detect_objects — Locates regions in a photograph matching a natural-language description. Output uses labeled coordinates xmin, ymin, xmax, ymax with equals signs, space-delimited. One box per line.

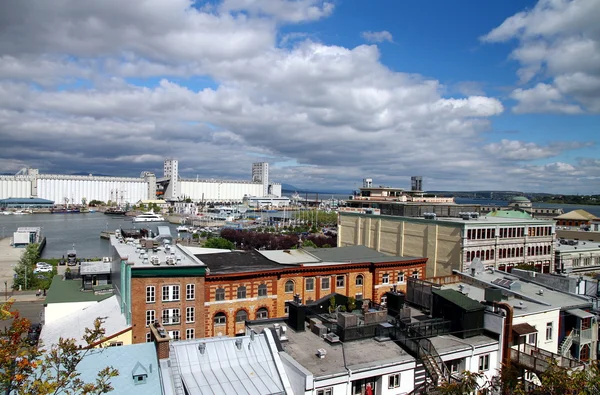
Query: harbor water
xmin=0 ymin=213 xmax=188 ymax=258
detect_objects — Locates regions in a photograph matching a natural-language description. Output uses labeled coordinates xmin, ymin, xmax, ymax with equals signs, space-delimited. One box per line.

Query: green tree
xmin=0 ymin=301 xmax=119 ymax=394
xmin=302 ymin=240 xmax=318 ymax=248
xmin=13 ymin=244 xmax=39 ymax=291
xmin=203 ymin=237 xmax=235 ymax=249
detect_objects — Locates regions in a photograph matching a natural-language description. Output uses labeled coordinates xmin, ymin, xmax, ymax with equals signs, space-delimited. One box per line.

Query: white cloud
xmin=0 ymin=0 xmax=594 ymax=193
xmin=510 ymin=83 xmax=583 ymax=114
xmin=482 ymin=0 xmax=600 ymax=114
xmin=484 ymin=139 xmax=592 ymax=160
xmin=361 ymin=31 xmax=394 ymax=43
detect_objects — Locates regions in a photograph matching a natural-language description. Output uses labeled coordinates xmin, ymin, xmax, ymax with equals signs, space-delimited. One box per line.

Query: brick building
xmin=110 ymin=236 xmax=427 ymax=342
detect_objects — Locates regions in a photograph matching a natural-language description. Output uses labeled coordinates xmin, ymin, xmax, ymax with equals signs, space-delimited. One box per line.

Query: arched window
xmin=258 ymin=284 xmax=267 ymax=297
xmin=237 ymin=286 xmax=247 ymax=299
xmin=215 ymin=288 xmax=225 ymax=301
xmin=284 ymin=280 xmax=294 ymax=293
xmin=214 ymin=312 xmax=226 ymax=326
xmin=235 ymin=310 xmax=248 ymax=323
xmin=256 ymin=308 xmax=269 ymax=320
xmin=355 ymin=275 xmax=364 ymax=286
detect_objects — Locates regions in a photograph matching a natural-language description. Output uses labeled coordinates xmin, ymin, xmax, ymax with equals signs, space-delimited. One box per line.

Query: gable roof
xmin=555 ymin=209 xmax=597 ymax=221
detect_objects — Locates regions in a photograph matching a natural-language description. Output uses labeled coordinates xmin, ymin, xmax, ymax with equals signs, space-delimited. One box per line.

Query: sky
xmin=0 ymin=0 xmax=598 ymax=194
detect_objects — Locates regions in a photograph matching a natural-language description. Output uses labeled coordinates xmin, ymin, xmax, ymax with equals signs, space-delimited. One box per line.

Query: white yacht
xmin=133 ymin=211 xmax=165 ymax=223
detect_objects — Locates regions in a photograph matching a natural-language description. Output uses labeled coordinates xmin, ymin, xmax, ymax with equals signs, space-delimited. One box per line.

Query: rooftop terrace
xmin=45 ymin=275 xmax=112 ymax=304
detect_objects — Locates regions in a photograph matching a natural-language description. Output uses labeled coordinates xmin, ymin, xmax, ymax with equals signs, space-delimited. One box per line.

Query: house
xmin=555 ymin=209 xmax=598 ymax=228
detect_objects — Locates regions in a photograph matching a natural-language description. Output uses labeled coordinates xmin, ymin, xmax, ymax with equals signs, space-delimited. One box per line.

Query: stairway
xmin=421 ymin=353 xmax=446 ymax=385
xmin=559 ymin=330 xmax=573 ymax=357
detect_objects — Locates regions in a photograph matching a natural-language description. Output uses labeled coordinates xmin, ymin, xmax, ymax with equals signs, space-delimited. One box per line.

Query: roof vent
xmin=537 ymin=289 xmax=544 ymax=296
xmin=317 ymin=348 xmax=327 ymax=359
xmin=514 ymin=301 xmax=527 ymax=310
xmin=198 ymin=343 xmax=206 ymax=354
xmin=235 ymin=338 xmax=243 ymax=350
xmin=325 ymin=333 xmax=340 ymax=343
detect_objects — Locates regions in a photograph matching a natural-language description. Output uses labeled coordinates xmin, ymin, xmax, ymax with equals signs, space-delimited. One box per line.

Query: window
xmin=398 ymin=272 xmax=405 ymax=283
xmin=256 ymin=308 xmax=269 ymax=320
xmin=186 ymin=284 xmax=195 ymax=300
xmin=321 ymin=277 xmax=330 ymax=290
xmin=146 ymin=286 xmax=155 ymax=303
xmin=355 ymin=275 xmax=363 ymax=286
xmin=258 ymin=284 xmax=267 ymax=297
xmin=108 ymin=341 xmax=123 ymax=347
xmin=168 ymin=330 xmax=180 ymax=341
xmin=448 ymin=360 xmax=461 ymax=374
xmin=306 ymin=278 xmax=315 ymax=291
xmin=186 ymin=328 xmax=195 ymax=340
xmin=236 ymin=310 xmax=248 ymax=323
xmin=186 ymin=307 xmax=195 ymax=323
xmin=382 ymin=274 xmax=389 ymax=284
xmin=336 ymin=275 xmax=345 ymax=288
xmin=215 ymin=288 xmax=225 ymax=301
xmin=214 ymin=313 xmax=227 ymax=326
xmin=528 ymin=332 xmax=537 ymax=346
xmin=355 ymin=293 xmax=363 ymax=301
xmin=478 ymin=354 xmax=490 ymax=371
xmin=316 ymin=389 xmax=332 ymax=395
xmin=145 ymin=332 xmax=152 ymax=343
xmin=546 ymin=322 xmax=553 ymax=341
xmin=237 ymin=286 xmax=247 ymax=299
xmin=285 ymin=280 xmax=294 ymax=293
xmin=388 ymin=373 xmax=400 ymax=389
xmin=412 ymin=270 xmax=419 ymax=279
xmin=284 ymin=304 xmax=290 ymax=316
xmin=162 ymin=308 xmax=181 ymax=325
xmin=146 ymin=310 xmax=155 ymax=327
xmin=162 ymin=285 xmax=180 ymax=302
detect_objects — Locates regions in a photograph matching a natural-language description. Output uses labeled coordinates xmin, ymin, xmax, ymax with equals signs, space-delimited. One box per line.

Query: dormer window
xmin=131 ymin=362 xmax=149 ymax=385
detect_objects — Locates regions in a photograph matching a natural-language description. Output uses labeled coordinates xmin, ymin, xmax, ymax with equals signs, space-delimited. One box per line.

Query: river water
xmin=1 ymin=200 xmax=598 ymax=258
xmin=0 ymin=213 xmax=185 ymax=259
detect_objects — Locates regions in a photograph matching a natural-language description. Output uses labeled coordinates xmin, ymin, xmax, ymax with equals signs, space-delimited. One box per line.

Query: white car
xmin=36 ymin=262 xmax=51 ymax=269
xmin=33 ymin=266 xmax=53 ymax=274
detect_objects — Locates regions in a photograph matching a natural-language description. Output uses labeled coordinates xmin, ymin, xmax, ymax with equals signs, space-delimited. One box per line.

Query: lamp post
xmin=4 ymin=281 xmax=7 ymax=301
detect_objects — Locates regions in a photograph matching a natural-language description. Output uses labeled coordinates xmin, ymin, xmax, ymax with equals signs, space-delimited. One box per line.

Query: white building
xmin=163 ymin=159 xmax=179 ymax=200
xmin=555 ymin=239 xmax=600 ymax=273
xmin=252 ymin=162 xmax=269 ymax=196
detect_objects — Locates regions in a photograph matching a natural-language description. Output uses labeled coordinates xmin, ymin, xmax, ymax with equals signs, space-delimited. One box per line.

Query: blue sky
xmin=0 ymin=0 xmax=598 ymax=194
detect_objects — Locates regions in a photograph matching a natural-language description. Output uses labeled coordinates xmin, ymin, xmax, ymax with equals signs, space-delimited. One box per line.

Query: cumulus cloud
xmin=361 ymin=30 xmax=394 ymax=43
xmin=482 ymin=0 xmax=600 ymax=114
xmin=484 ymin=139 xmax=593 ymax=160
xmin=0 ymin=0 xmax=593 ymax=193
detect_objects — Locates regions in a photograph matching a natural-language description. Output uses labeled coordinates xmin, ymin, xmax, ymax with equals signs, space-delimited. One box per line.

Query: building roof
xmin=485 ymin=209 xmax=532 ymax=219
xmin=555 ymin=209 xmax=597 ymax=221
xmin=40 ymin=295 xmax=129 ymax=347
xmin=444 ymin=270 xmax=592 ymax=316
xmin=74 ymin=343 xmax=161 ymax=395
xmin=303 ymin=245 xmax=418 ymax=263
xmin=198 ymin=250 xmax=284 ymax=274
xmin=258 ymin=249 xmax=321 ymax=264
xmin=80 ymin=260 xmax=111 ymax=275
xmin=432 ymin=289 xmax=485 ymax=312
xmin=249 ymin=323 xmax=414 ymax=378
xmin=0 ymin=197 xmax=54 ymax=204
xmin=164 ymin=333 xmax=290 ymax=395
xmin=429 ymin=334 xmax=497 ymax=356
xmin=512 ymin=323 xmax=537 ymax=336
xmin=510 ymin=196 xmax=531 ymax=203
xmin=554 ymin=240 xmax=600 ymax=253
xmin=111 ymin=236 xmax=206 ymax=268
xmin=45 ymin=275 xmax=113 ymax=304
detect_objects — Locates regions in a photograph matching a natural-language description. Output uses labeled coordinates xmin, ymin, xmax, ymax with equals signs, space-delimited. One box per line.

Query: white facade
xmin=180 ymin=180 xmax=266 ymax=202
xmin=163 ymin=159 xmax=179 ymax=200
xmin=513 ymin=309 xmax=560 ymax=354
xmin=252 ymin=162 xmax=269 ymax=196
xmin=0 ymin=176 xmax=32 ymax=199
xmin=36 ymin=175 xmax=148 ymax=204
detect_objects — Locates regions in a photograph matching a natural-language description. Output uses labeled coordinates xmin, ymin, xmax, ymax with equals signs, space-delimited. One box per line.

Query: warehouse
xmin=0 ymin=197 xmax=54 ymax=209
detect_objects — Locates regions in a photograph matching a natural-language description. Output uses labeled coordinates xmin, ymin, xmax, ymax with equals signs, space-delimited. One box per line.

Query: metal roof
xmin=304 ymin=245 xmax=418 ymax=263
xmin=0 ymin=197 xmax=54 ymax=204
xmin=512 ymin=323 xmax=537 ymax=336
xmin=169 ymin=334 xmax=287 ymax=395
xmin=566 ymin=308 xmax=594 ymax=319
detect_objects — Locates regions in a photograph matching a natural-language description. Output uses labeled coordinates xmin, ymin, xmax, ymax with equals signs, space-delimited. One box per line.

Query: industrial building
xmin=0 ymin=159 xmax=281 ymax=204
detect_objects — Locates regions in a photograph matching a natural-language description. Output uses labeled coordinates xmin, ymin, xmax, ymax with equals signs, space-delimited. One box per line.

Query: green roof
xmin=510 ymin=196 xmax=530 ymax=202
xmin=45 ymin=275 xmax=112 ymax=304
xmin=432 ymin=289 xmax=485 ymax=312
xmin=485 ymin=209 xmax=532 ymax=219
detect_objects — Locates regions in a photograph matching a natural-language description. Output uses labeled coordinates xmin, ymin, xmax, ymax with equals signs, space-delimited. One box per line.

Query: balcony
xmin=572 ymin=328 xmax=593 ymax=344
xmin=510 ymin=344 xmax=583 ymax=374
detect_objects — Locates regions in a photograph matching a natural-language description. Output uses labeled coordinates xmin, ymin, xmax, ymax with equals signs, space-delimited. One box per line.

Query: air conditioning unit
xmin=325 ymin=333 xmax=340 ymax=343
xmin=317 ymin=348 xmax=327 ymax=358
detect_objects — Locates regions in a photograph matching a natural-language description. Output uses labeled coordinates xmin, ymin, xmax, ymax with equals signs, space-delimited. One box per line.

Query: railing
xmin=510 ymin=344 xmax=584 ymax=374
xmin=559 ymin=331 xmax=573 ymax=357
xmin=572 ymin=328 xmax=593 ymax=344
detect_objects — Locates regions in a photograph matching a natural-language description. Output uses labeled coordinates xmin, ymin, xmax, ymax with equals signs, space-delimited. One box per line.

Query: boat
xmin=51 ymin=207 xmax=80 ymax=214
xmin=176 ymin=225 xmax=189 ymax=232
xmin=104 ymin=207 xmax=127 ymax=216
xmin=133 ymin=211 xmax=165 ymax=223
xmin=12 ymin=210 xmax=32 ymax=215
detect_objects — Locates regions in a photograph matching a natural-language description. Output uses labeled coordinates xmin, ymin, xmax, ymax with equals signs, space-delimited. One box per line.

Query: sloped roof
xmin=432 ymin=289 xmax=485 ymax=312
xmin=0 ymin=197 xmax=54 ymax=204
xmin=555 ymin=209 xmax=597 ymax=221
xmin=486 ymin=209 xmax=532 ymax=219
xmin=513 ymin=323 xmax=537 ymax=336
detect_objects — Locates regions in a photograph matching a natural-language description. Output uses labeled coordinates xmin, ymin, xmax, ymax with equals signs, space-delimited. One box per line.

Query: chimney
xmin=150 ymin=322 xmax=171 ymax=360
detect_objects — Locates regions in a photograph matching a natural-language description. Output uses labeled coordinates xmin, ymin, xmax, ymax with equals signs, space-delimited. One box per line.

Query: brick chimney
xmin=149 ymin=322 xmax=171 ymax=360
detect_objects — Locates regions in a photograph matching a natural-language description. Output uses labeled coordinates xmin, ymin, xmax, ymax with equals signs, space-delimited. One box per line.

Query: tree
xmin=0 ymin=301 xmax=119 ymax=394
xmin=203 ymin=237 xmax=235 ymax=249
xmin=302 ymin=240 xmax=318 ymax=248
xmin=13 ymin=244 xmax=39 ymax=290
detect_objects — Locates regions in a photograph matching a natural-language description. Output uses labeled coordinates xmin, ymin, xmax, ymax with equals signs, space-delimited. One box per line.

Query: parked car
xmin=33 ymin=266 xmax=53 ymax=274
xmin=36 ymin=262 xmax=51 ymax=269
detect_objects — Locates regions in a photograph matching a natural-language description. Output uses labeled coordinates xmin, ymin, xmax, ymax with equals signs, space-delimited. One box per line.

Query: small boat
xmin=176 ymin=225 xmax=189 ymax=232
xmin=51 ymin=207 xmax=80 ymax=214
xmin=104 ymin=207 xmax=127 ymax=216
xmin=133 ymin=211 xmax=165 ymax=223
xmin=12 ymin=210 xmax=32 ymax=215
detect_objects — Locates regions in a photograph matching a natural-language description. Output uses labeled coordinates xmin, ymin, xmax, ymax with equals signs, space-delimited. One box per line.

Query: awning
xmin=566 ymin=308 xmax=593 ymax=319
xmin=512 ymin=323 xmax=537 ymax=336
